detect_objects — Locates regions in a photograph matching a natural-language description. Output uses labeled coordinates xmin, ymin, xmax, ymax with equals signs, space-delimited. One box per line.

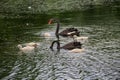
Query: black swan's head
xmin=50 ymin=40 xmax=60 ymax=51
xmin=48 ymin=18 xmax=59 ymax=24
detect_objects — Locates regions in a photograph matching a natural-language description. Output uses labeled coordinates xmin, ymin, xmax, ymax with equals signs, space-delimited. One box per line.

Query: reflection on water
xmin=0 ymin=6 xmax=120 ymax=80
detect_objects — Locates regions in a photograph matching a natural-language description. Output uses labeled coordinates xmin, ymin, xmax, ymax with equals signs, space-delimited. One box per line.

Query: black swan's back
xmin=50 ymin=40 xmax=82 ymax=51
xmin=61 ymin=41 xmax=82 ymax=50
xmin=59 ymin=28 xmax=80 ymax=37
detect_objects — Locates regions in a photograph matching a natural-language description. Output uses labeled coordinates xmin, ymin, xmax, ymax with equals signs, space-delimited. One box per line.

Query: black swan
xmin=50 ymin=40 xmax=84 ymax=52
xmin=48 ymin=18 xmax=80 ymax=38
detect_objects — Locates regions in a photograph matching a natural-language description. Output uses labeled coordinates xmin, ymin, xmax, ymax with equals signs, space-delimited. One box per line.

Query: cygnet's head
xmin=73 ymin=35 xmax=78 ymax=38
xmin=43 ymin=33 xmax=51 ymax=37
xmin=32 ymin=43 xmax=39 ymax=48
xmin=17 ymin=44 xmax=22 ymax=48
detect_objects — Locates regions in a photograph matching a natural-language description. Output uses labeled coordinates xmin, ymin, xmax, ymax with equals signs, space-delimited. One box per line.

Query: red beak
xmin=48 ymin=19 xmax=52 ymax=24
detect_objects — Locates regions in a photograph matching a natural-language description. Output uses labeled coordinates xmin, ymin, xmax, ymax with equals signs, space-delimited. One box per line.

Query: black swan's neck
xmin=55 ymin=22 xmax=60 ymax=39
xmin=50 ymin=40 xmax=60 ymax=51
xmin=56 ymin=23 xmax=60 ymax=34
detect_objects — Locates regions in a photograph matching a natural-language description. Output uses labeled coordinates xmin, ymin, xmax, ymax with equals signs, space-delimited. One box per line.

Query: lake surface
xmin=0 ymin=6 xmax=120 ymax=80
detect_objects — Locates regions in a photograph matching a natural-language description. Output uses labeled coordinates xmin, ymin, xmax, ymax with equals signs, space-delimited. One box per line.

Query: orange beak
xmin=48 ymin=19 xmax=52 ymax=24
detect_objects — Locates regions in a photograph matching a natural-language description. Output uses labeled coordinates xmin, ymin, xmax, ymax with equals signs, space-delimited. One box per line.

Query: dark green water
xmin=0 ymin=6 xmax=120 ymax=80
